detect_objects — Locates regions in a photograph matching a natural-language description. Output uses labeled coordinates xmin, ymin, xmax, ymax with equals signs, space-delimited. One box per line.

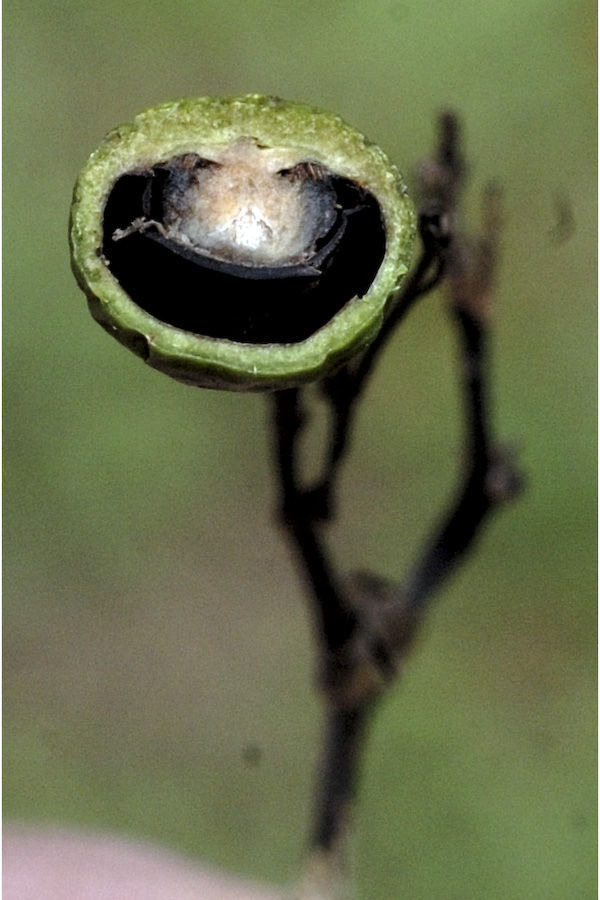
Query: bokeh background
xmin=4 ymin=1 xmax=596 ymax=897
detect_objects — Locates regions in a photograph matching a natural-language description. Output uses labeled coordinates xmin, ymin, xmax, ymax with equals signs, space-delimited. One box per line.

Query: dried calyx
xmin=103 ymin=139 xmax=385 ymax=343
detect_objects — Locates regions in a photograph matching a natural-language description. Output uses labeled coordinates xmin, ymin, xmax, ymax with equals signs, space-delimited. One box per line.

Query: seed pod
xmin=70 ymin=95 xmax=415 ymax=391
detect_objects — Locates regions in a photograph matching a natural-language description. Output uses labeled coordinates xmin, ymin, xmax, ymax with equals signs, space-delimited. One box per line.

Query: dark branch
xmin=404 ymin=309 xmax=519 ymax=610
xmin=403 ymin=180 xmax=520 ymax=610
xmin=311 ymin=705 xmax=371 ymax=851
xmin=272 ymin=111 xmax=522 ymax=881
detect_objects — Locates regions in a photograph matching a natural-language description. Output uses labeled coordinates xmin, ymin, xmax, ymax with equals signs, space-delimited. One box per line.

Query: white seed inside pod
xmin=162 ymin=139 xmax=336 ymax=267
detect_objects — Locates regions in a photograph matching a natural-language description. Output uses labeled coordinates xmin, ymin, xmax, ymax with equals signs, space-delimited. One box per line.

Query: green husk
xmin=70 ymin=95 xmax=415 ymax=391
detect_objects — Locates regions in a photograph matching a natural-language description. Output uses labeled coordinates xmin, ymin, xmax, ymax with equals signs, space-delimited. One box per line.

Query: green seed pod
xmin=70 ymin=95 xmax=415 ymax=391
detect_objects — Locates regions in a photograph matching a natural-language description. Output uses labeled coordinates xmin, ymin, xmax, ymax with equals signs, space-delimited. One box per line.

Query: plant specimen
xmin=70 ymin=95 xmax=521 ymax=897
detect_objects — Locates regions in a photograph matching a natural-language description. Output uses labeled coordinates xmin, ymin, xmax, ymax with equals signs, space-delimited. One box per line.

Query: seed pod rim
xmin=70 ymin=94 xmax=416 ymax=390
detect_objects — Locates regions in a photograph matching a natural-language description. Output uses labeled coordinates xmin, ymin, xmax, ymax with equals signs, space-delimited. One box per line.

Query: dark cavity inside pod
xmin=102 ymin=139 xmax=386 ymax=344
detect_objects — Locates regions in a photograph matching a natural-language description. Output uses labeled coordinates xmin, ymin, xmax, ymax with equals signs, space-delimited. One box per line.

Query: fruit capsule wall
xmin=70 ymin=95 xmax=416 ymax=391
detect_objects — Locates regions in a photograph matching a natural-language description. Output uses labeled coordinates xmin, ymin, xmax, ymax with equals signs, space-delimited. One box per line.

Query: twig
xmin=273 ymin=111 xmax=522 ymax=897
xmin=272 ymin=389 xmax=357 ymax=653
xmin=405 ymin=181 xmax=520 ymax=609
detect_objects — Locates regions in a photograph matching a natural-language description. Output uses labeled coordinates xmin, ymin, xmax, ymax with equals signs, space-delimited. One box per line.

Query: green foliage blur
xmin=4 ymin=1 xmax=596 ymax=897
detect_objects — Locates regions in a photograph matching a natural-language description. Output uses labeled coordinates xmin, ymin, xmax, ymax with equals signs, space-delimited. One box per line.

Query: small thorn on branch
xmin=485 ymin=444 xmax=525 ymax=505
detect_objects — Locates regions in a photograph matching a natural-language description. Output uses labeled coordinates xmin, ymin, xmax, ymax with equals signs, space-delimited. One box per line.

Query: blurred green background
xmin=4 ymin=1 xmax=596 ymax=897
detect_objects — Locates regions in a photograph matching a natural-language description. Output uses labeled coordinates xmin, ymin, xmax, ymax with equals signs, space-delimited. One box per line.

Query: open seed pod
xmin=70 ymin=95 xmax=415 ymax=391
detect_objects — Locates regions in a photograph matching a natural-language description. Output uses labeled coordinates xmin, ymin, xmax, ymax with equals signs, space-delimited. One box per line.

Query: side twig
xmin=272 ymin=388 xmax=357 ymax=653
